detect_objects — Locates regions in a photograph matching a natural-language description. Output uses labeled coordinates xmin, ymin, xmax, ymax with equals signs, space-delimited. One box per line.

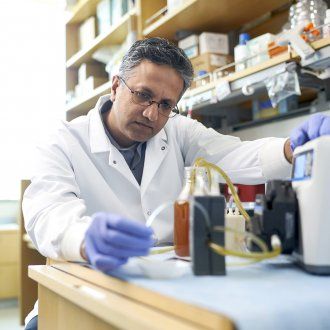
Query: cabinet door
xmin=0 ymin=264 xmax=18 ymax=298
xmin=0 ymin=229 xmax=18 ymax=263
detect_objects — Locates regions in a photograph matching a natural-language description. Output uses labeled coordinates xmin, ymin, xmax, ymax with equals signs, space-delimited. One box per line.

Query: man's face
xmin=108 ymin=60 xmax=184 ymax=147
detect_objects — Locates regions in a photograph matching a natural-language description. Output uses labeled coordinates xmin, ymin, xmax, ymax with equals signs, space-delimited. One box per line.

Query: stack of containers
xmin=289 ymin=0 xmax=327 ymax=29
xmin=178 ymin=32 xmax=232 ymax=78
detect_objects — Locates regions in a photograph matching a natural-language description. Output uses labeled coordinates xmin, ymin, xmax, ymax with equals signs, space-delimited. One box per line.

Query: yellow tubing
xmin=193 ymin=158 xmax=251 ymax=222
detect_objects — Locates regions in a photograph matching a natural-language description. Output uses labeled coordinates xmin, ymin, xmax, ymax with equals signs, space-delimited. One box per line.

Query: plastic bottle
xmin=193 ymin=167 xmax=210 ymax=196
xmin=174 ymin=167 xmax=193 ymax=257
xmin=209 ymin=170 xmax=221 ymax=196
xmin=234 ymin=33 xmax=250 ymax=72
xmin=323 ymin=9 xmax=330 ymax=38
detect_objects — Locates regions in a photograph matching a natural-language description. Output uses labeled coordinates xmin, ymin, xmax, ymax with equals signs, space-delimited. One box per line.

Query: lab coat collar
xmin=89 ymin=95 xmax=112 ymax=154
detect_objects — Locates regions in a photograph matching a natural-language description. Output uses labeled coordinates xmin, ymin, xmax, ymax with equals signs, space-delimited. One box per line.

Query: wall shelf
xmin=66 ymin=0 xmax=99 ymax=25
xmin=143 ymin=0 xmax=290 ymax=39
xmin=66 ymin=9 xmax=136 ymax=69
xmin=184 ymin=38 xmax=330 ymax=105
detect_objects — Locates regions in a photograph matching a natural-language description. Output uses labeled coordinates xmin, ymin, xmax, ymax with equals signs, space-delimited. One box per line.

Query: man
xmin=23 ymin=37 xmax=330 ymax=329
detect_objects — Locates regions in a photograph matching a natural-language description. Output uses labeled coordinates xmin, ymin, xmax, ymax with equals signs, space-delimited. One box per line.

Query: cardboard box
xmin=199 ymin=32 xmax=229 ymax=55
xmin=78 ymin=63 xmax=107 ymax=84
xmin=190 ymin=53 xmax=232 ymax=75
xmin=97 ymin=0 xmax=112 ymax=35
xmin=79 ymin=16 xmax=97 ymax=50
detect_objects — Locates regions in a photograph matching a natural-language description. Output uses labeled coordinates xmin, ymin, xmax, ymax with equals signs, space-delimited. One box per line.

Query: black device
xmin=250 ymin=180 xmax=299 ymax=254
xmin=191 ymin=195 xmax=226 ymax=275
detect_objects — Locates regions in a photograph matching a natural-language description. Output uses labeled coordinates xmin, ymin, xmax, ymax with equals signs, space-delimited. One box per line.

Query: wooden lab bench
xmin=29 ymin=259 xmax=233 ymax=330
xmin=29 ymin=256 xmax=330 ymax=330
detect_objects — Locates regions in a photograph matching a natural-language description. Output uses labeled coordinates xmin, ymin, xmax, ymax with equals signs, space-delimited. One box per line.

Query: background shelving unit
xmin=65 ymin=0 xmax=138 ymax=120
xmin=141 ymin=0 xmax=289 ymax=38
xmin=183 ymin=37 xmax=330 ymax=134
xmin=65 ymin=0 xmax=330 ymax=135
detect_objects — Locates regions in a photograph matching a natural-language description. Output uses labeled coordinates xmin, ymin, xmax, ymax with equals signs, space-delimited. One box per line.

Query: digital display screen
xmin=292 ymin=150 xmax=313 ymax=181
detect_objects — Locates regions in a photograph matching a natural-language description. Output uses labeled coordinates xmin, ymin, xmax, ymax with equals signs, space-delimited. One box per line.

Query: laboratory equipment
xmin=278 ymin=23 xmax=316 ymax=59
xmin=191 ymin=195 xmax=226 ymax=275
xmin=250 ymin=136 xmax=330 ymax=274
xmin=292 ymin=135 xmax=330 ymax=274
xmin=225 ymin=208 xmax=246 ymax=252
xmin=174 ymin=167 xmax=209 ymax=257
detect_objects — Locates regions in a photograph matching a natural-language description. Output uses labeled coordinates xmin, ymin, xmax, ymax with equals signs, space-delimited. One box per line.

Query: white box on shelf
xmin=83 ymin=76 xmax=108 ymax=93
xmin=74 ymin=83 xmax=84 ymax=98
xmin=178 ymin=34 xmax=199 ymax=50
xmin=97 ymin=0 xmax=112 ymax=35
xmin=184 ymin=45 xmax=198 ymax=59
xmin=178 ymin=34 xmax=199 ymax=58
xmin=199 ymin=32 xmax=229 ymax=55
xmin=167 ymin=0 xmax=187 ymax=12
xmin=78 ymin=63 xmax=107 ymax=84
xmin=79 ymin=16 xmax=97 ymax=50
xmin=247 ymin=33 xmax=275 ymax=67
xmin=111 ymin=0 xmax=129 ymax=26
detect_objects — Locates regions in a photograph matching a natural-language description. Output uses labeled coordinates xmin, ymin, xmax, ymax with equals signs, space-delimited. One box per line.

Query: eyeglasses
xmin=118 ymin=76 xmax=179 ymax=118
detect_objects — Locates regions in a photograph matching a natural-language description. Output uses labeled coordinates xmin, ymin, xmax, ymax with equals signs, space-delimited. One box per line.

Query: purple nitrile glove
xmin=290 ymin=113 xmax=330 ymax=151
xmin=85 ymin=212 xmax=154 ymax=273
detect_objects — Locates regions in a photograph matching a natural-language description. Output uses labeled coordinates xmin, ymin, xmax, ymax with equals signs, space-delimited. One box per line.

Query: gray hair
xmin=119 ymin=37 xmax=193 ymax=96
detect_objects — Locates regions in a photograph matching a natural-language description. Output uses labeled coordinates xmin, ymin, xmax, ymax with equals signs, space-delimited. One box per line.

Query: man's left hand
xmin=285 ymin=113 xmax=330 ymax=162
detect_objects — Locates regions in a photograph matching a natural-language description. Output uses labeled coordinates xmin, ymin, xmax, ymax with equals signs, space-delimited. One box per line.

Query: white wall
xmin=0 ymin=0 xmax=65 ymax=199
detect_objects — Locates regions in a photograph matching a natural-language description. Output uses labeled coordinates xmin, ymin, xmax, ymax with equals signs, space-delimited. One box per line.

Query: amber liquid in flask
xmin=174 ymin=167 xmax=193 ymax=257
xmin=174 ymin=200 xmax=190 ymax=256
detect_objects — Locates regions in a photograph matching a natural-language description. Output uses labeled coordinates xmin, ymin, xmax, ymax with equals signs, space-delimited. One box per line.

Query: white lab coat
xmin=23 ymin=94 xmax=291 ymax=263
xmin=23 ymin=94 xmax=291 ymax=325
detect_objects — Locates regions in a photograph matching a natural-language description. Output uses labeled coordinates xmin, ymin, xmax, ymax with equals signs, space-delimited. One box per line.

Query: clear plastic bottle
xmin=193 ymin=167 xmax=210 ymax=196
xmin=209 ymin=170 xmax=221 ymax=196
xmin=234 ymin=33 xmax=250 ymax=72
xmin=174 ymin=167 xmax=193 ymax=257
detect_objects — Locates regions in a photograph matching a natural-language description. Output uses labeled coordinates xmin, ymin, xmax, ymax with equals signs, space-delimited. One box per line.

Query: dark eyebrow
xmin=138 ymin=86 xmax=176 ymax=105
xmin=138 ymin=86 xmax=154 ymax=96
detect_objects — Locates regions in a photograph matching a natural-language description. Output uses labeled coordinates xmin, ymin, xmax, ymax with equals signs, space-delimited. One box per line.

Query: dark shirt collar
xmin=99 ymin=99 xmax=143 ymax=152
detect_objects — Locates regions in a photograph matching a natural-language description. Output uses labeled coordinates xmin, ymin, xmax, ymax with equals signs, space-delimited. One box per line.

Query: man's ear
xmin=110 ymin=75 xmax=120 ymax=102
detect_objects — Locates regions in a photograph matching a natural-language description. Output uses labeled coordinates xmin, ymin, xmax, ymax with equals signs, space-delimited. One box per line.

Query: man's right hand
xmin=83 ymin=212 xmax=154 ymax=273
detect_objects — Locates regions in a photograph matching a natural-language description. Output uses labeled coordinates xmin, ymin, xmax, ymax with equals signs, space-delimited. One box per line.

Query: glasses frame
xmin=118 ymin=76 xmax=179 ymax=118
